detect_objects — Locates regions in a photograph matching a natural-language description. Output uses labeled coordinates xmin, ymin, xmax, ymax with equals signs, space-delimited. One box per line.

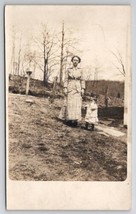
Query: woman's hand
xmin=64 ymin=88 xmax=67 ymax=95
xmin=81 ymin=89 xmax=84 ymax=96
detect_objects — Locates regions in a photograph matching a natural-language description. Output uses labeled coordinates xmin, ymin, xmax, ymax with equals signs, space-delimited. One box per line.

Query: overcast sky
xmin=5 ymin=5 xmax=131 ymax=81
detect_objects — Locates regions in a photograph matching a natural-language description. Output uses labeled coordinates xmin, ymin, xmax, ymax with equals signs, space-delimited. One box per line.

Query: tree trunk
xmin=105 ymin=85 xmax=109 ymax=108
xmin=43 ymin=58 xmax=48 ymax=86
xmin=60 ymin=22 xmax=64 ymax=86
xmin=43 ymin=40 xmax=48 ymax=86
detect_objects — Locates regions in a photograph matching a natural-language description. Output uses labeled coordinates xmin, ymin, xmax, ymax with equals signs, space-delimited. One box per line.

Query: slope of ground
xmin=8 ymin=93 xmax=127 ymax=181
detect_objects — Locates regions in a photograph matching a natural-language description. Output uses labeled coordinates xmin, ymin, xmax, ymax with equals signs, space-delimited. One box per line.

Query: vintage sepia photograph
xmin=5 ymin=5 xmax=131 ymax=210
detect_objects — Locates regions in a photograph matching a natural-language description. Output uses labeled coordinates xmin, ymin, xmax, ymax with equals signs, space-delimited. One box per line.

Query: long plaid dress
xmin=64 ymin=67 xmax=85 ymax=121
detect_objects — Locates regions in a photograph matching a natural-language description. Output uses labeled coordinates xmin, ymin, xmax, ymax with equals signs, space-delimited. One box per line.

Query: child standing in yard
xmin=85 ymin=96 xmax=98 ymax=131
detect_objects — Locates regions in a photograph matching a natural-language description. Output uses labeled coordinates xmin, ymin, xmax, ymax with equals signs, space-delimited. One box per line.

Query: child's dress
xmin=85 ymin=101 xmax=98 ymax=124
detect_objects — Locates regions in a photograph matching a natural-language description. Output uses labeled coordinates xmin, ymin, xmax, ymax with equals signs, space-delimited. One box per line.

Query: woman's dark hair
xmin=71 ymin=56 xmax=81 ymax=63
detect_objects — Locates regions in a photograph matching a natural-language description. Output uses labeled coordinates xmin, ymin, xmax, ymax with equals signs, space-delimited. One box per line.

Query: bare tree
xmin=10 ymin=25 xmax=16 ymax=75
xmin=58 ymin=23 xmax=81 ymax=85
xmin=110 ymin=49 xmax=125 ymax=77
xmin=59 ymin=22 xmax=65 ymax=86
xmin=92 ymin=59 xmax=103 ymax=87
xmin=16 ymin=35 xmax=23 ymax=75
xmin=9 ymin=26 xmax=26 ymax=76
xmin=33 ymin=24 xmax=59 ymax=86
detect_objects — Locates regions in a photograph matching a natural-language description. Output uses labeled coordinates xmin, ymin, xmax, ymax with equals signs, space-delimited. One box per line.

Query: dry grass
xmin=8 ymin=93 xmax=127 ymax=181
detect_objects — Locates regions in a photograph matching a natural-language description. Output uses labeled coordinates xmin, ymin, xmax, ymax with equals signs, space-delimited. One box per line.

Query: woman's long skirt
xmin=66 ymin=91 xmax=82 ymax=121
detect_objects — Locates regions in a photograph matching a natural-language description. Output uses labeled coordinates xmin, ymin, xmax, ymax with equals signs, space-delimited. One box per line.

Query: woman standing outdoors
xmin=63 ymin=56 xmax=85 ymax=126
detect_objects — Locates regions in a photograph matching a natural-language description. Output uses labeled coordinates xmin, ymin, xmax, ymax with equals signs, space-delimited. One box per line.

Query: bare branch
xmin=63 ymin=38 xmax=77 ymax=46
xmin=33 ymin=38 xmax=43 ymax=52
xmin=49 ymin=62 xmax=59 ymax=69
xmin=112 ymin=62 xmax=125 ymax=76
xmin=110 ymin=49 xmax=126 ymax=76
xmin=33 ymin=59 xmax=44 ymax=72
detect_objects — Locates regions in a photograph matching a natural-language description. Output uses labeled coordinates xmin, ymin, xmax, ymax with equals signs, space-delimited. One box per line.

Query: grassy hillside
xmin=9 ymin=75 xmax=124 ymax=102
xmin=9 ymin=75 xmax=57 ymax=98
xmin=8 ymin=93 xmax=127 ymax=181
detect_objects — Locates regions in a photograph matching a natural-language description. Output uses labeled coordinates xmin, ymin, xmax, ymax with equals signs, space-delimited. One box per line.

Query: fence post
xmin=26 ymin=70 xmax=32 ymax=95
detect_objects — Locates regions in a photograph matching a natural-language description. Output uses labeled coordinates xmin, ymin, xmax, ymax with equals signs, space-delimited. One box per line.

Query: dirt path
xmin=96 ymin=124 xmax=127 ymax=144
xmin=8 ymin=93 xmax=127 ymax=181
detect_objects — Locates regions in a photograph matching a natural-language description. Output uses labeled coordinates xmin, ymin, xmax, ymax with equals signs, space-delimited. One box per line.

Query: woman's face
xmin=72 ymin=57 xmax=79 ymax=67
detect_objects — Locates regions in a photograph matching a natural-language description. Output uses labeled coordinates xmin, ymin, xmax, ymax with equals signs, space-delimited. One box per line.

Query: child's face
xmin=90 ymin=97 xmax=94 ymax=102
